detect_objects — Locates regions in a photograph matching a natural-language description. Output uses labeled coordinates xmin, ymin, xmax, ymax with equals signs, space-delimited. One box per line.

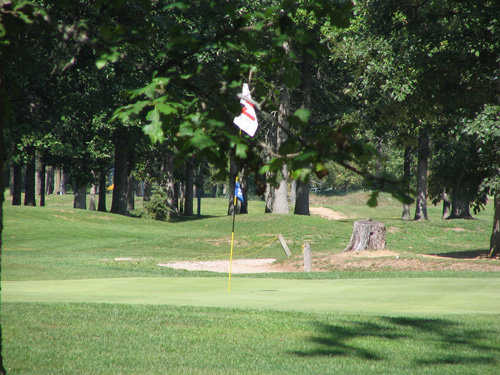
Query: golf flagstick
xmin=228 ymin=176 xmax=239 ymax=293
xmin=228 ymin=81 xmax=258 ymax=292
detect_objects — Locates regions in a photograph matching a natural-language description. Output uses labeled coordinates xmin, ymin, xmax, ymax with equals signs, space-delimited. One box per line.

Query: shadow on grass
xmin=291 ymin=316 xmax=499 ymax=367
xmin=169 ymin=214 xmax=218 ymax=223
xmin=430 ymin=249 xmax=491 ymax=259
xmin=291 ymin=320 xmax=402 ymax=360
xmin=127 ymin=211 xmax=218 ymax=222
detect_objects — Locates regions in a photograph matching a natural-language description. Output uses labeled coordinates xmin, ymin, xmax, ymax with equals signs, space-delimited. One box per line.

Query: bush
xmin=144 ymin=188 xmax=172 ymax=221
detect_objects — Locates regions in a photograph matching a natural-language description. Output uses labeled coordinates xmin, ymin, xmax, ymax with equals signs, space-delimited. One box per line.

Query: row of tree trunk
xmin=402 ymin=127 xmax=474 ymax=221
xmin=9 ymin=160 xmax=68 ymax=208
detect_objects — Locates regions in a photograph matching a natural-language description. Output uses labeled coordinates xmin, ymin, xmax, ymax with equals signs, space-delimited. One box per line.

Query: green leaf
xmin=143 ymin=121 xmax=164 ymax=144
xmin=144 ymin=109 xmax=164 ymax=143
xmin=235 ymin=143 xmax=248 ymax=158
xmin=291 ymin=168 xmax=310 ymax=181
xmin=146 ymin=108 xmax=160 ymax=122
xmin=155 ymin=102 xmax=178 ymax=116
xmin=259 ymin=165 xmax=270 ymax=174
xmin=96 ymin=59 xmax=107 ymax=69
xmin=178 ymin=122 xmax=194 ymax=137
xmin=294 ymin=108 xmax=310 ymax=123
xmin=191 ymin=130 xmax=216 ymax=150
xmin=163 ymin=2 xmax=190 ymax=11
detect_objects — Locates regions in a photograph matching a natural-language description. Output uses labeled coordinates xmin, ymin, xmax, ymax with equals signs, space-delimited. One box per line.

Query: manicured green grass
xmin=2 ymin=191 xmax=499 ymax=374
xmin=3 ymin=303 xmax=500 ymax=375
xmin=4 ymin=276 xmax=500 ymax=314
xmin=2 ymin=192 xmax=495 ymax=281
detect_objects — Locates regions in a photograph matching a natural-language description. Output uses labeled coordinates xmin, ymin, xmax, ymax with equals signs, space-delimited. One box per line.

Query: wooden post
xmin=278 ymin=234 xmax=292 ymax=257
xmin=303 ymin=241 xmax=311 ymax=272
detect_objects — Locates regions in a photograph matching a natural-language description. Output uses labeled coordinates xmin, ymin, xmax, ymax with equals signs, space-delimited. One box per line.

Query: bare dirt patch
xmin=309 ymin=206 xmax=348 ymax=220
xmin=156 ymin=246 xmax=500 ymax=274
xmin=157 ymin=250 xmax=500 ymax=274
xmin=282 ymin=250 xmax=500 ymax=273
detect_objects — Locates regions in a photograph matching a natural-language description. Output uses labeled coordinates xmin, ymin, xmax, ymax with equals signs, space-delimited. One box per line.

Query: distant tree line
xmin=1 ymin=0 xmax=498 ymax=240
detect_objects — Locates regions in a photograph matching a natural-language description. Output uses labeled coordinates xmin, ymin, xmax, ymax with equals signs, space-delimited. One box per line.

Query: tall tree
xmin=414 ymin=126 xmax=429 ymax=221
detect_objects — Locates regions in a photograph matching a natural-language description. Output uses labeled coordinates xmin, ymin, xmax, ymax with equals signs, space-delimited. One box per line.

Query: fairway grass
xmin=4 ymin=277 xmax=500 ymax=315
xmin=3 ymin=192 xmax=499 ymax=374
xmin=3 ymin=302 xmax=500 ymax=375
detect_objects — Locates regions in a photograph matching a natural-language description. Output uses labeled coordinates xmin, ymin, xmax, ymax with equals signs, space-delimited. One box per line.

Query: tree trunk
xmin=111 ymin=131 xmax=129 ymax=215
xmin=54 ymin=167 xmax=62 ymax=195
xmin=401 ymin=203 xmax=411 ymax=220
xmin=36 ymin=155 xmax=46 ymax=207
xmin=184 ymin=160 xmax=194 ymax=216
xmin=401 ymin=146 xmax=412 ymax=220
xmin=294 ymin=180 xmax=310 ymax=215
xmin=264 ymin=181 xmax=274 ymax=213
xmin=127 ymin=174 xmax=136 ymax=212
xmin=441 ymin=190 xmax=451 ymax=219
xmin=136 ymin=181 xmax=144 ymax=197
xmin=45 ymin=166 xmax=54 ymax=195
xmin=344 ymin=220 xmax=386 ymax=252
xmin=162 ymin=151 xmax=177 ymax=221
xmin=293 ymin=44 xmax=312 ymax=216
xmin=488 ymin=61 xmax=500 ymax=257
xmin=195 ymin=185 xmax=202 ymax=216
xmin=448 ymin=195 xmax=473 ymax=219
xmin=7 ymin=164 xmax=12 ymax=196
xmin=73 ymin=183 xmax=87 ymax=209
xmin=24 ymin=147 xmax=36 ymax=206
xmin=273 ymin=167 xmax=289 ymax=214
xmin=98 ymin=171 xmax=107 ymax=212
xmin=272 ymin=88 xmax=290 ymax=214
xmin=289 ymin=179 xmax=296 ymax=206
xmin=0 ymin=75 xmax=9 ymax=374
xmin=173 ymin=183 xmax=179 ymax=213
xmin=143 ymin=181 xmax=152 ymax=203
xmin=60 ymin=169 xmax=69 ymax=195
xmin=489 ymin=192 xmax=500 ymax=258
xmin=89 ymin=183 xmax=97 ymax=211
xmin=414 ymin=127 xmax=429 ymax=221
xmin=178 ymin=182 xmax=184 ymax=213
xmin=11 ymin=162 xmax=22 ymax=205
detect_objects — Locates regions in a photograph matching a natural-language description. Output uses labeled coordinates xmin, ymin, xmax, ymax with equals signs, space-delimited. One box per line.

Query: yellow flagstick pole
xmin=228 ymin=175 xmax=239 ymax=293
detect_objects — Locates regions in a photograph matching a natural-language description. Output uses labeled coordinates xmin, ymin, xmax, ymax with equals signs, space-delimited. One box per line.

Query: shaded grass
xmin=3 ymin=302 xmax=500 ymax=375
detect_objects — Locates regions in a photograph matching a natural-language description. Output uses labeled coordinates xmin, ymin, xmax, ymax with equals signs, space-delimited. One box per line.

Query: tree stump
xmin=344 ymin=220 xmax=386 ymax=252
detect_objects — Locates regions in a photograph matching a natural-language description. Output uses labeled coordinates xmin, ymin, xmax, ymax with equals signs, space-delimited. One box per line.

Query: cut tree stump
xmin=344 ymin=220 xmax=386 ymax=252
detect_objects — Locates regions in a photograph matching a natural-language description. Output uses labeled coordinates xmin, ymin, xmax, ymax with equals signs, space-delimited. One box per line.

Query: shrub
xmin=144 ymin=188 xmax=172 ymax=221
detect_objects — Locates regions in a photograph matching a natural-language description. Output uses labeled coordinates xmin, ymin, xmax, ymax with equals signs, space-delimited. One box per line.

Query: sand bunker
xmin=158 ymin=258 xmax=280 ymax=274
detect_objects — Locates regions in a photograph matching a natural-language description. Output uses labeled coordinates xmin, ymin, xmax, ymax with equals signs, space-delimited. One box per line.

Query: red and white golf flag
xmin=233 ymin=83 xmax=258 ymax=137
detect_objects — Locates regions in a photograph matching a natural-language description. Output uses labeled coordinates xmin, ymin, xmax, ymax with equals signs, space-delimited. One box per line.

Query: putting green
xmin=3 ymin=277 xmax=499 ymax=315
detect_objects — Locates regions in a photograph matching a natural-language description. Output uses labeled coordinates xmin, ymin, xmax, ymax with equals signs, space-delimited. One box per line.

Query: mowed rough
xmin=4 ymin=277 xmax=500 ymax=315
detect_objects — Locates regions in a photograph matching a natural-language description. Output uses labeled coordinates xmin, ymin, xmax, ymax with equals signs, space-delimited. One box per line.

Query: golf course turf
xmin=3 ymin=194 xmax=499 ymax=374
xmin=4 ymin=276 xmax=500 ymax=315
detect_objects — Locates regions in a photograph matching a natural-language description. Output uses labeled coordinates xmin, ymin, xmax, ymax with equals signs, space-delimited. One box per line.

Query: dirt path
xmin=309 ymin=206 xmax=348 ymax=220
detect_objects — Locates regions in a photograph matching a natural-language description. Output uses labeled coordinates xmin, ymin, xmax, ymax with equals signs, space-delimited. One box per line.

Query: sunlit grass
xmin=3 ymin=191 xmax=495 ymax=281
xmin=2 ymin=191 xmax=499 ymax=374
